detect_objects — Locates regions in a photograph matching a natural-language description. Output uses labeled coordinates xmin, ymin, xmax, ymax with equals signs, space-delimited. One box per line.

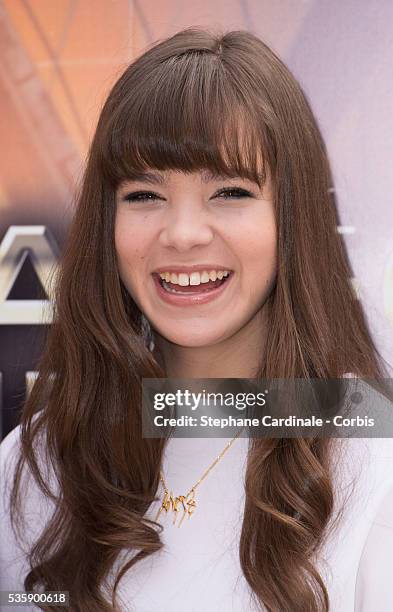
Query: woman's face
xmin=115 ymin=168 xmax=277 ymax=348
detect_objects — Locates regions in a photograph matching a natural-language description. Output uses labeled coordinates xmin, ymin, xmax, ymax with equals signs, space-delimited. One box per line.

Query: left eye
xmin=214 ymin=188 xmax=252 ymax=199
xmin=122 ymin=191 xmax=161 ymax=203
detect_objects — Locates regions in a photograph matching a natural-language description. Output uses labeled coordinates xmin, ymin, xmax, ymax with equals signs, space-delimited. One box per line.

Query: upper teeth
xmin=159 ymin=270 xmax=231 ymax=286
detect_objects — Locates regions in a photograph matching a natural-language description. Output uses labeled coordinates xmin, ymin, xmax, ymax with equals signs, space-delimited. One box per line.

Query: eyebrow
xmin=122 ymin=169 xmax=240 ymax=186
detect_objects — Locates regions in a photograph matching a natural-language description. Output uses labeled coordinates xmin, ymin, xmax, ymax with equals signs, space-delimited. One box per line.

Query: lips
xmin=152 ymin=270 xmax=234 ymax=306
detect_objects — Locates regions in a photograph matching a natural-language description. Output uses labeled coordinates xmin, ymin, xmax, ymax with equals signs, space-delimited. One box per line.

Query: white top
xmin=1 ymin=409 xmax=393 ymax=611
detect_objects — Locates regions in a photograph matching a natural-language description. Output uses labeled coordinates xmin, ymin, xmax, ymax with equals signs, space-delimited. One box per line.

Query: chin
xmin=157 ymin=328 xmax=230 ymax=349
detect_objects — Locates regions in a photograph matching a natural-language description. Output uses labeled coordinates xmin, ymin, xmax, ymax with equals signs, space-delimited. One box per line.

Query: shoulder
xmin=0 ymin=412 xmax=56 ymax=530
xmin=0 ymin=423 xmax=23 ymax=507
xmin=1 ymin=421 xmax=23 ymax=456
xmin=0 ymin=423 xmax=28 ymax=590
xmin=1 ymin=412 xmax=44 ymax=495
xmin=1 ymin=422 xmax=22 ymax=454
xmin=315 ymin=434 xmax=393 ymax=609
xmin=354 ymin=475 xmax=393 ymax=610
xmin=1 ymin=422 xmax=22 ymax=461
xmin=331 ymin=435 xmax=393 ymax=513
xmin=1 ymin=410 xmax=45 ymax=462
xmin=0 ymin=416 xmax=57 ymax=591
xmin=337 ymin=429 xmax=393 ymax=610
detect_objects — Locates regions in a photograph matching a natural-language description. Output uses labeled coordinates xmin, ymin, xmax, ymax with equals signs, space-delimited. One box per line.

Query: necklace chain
xmin=155 ymin=427 xmax=244 ymax=528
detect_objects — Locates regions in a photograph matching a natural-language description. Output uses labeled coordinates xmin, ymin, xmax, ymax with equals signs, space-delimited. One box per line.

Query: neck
xmin=152 ymin=307 xmax=268 ymax=379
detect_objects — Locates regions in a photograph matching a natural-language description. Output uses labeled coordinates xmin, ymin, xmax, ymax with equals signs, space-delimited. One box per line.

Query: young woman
xmin=1 ymin=26 xmax=393 ymax=612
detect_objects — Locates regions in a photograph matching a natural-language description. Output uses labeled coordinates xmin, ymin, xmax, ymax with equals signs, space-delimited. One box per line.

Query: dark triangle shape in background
xmin=6 ymin=254 xmax=48 ymax=300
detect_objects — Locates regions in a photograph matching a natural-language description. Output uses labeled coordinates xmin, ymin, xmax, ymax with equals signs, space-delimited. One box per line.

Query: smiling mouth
xmin=155 ymin=272 xmax=233 ymax=294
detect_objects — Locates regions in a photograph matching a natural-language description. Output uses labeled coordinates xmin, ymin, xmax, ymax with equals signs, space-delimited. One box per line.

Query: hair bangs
xmin=99 ymin=51 xmax=271 ymax=190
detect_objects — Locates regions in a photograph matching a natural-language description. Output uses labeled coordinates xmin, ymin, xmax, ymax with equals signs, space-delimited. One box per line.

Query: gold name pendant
xmin=155 ymin=487 xmax=197 ymax=528
xmin=155 ymin=428 xmax=243 ymax=528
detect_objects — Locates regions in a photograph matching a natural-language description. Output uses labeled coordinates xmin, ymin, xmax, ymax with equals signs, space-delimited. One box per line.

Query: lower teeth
xmin=161 ymin=279 xmax=224 ymax=294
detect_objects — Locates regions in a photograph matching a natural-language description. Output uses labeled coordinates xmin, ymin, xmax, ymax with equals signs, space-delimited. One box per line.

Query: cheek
xmin=234 ymin=214 xmax=277 ymax=300
xmin=236 ymin=213 xmax=277 ymax=271
xmin=254 ymin=233 xmax=277 ymax=281
xmin=114 ymin=216 xmax=148 ymax=282
xmin=249 ymin=244 xmax=277 ymax=300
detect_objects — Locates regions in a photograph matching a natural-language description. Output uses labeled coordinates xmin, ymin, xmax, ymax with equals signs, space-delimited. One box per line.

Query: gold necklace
xmin=155 ymin=427 xmax=244 ymax=528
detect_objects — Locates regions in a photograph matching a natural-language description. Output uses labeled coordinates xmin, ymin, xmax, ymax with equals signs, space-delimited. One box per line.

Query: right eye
xmin=122 ymin=191 xmax=163 ymax=203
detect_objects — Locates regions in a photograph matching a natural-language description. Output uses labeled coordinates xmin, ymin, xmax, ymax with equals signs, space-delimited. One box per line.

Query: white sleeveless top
xmin=1 ymin=393 xmax=393 ymax=611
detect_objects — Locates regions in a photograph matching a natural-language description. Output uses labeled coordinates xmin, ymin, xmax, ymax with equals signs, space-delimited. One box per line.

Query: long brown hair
xmin=9 ymin=26 xmax=390 ymax=611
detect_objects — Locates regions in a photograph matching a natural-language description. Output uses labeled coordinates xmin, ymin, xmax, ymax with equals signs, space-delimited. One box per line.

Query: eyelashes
xmin=121 ymin=187 xmax=254 ymax=203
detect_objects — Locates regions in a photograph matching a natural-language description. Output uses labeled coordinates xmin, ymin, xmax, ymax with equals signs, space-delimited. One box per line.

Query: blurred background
xmin=1 ymin=0 xmax=392 ymax=439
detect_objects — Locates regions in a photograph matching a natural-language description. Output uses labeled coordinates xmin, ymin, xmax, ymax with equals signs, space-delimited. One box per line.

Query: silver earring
xmin=141 ymin=313 xmax=155 ymax=352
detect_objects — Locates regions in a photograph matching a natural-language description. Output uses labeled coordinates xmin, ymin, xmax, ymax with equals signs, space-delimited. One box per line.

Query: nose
xmin=158 ymin=204 xmax=214 ymax=252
